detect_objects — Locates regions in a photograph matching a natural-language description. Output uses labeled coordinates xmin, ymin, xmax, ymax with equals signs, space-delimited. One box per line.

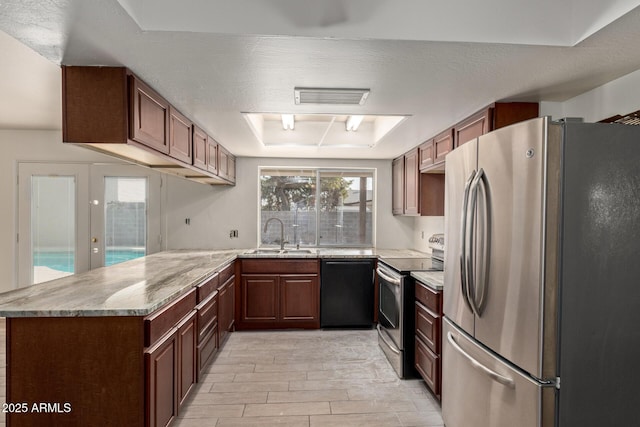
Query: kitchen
xmin=1 ymin=1 xmax=640 ymax=426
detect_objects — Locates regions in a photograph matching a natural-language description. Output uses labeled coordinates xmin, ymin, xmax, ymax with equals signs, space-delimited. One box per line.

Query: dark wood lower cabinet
xmin=218 ymin=270 xmax=236 ymax=346
xmin=280 ymin=275 xmax=319 ymax=321
xmin=415 ymin=335 xmax=440 ymax=395
xmin=237 ymin=259 xmax=320 ymax=330
xmin=177 ymin=311 xmax=197 ymax=406
xmin=145 ymin=308 xmax=197 ymax=427
xmin=146 ymin=329 xmax=178 ymax=427
xmin=6 ymin=316 xmax=145 ymax=427
xmin=5 ymin=266 xmax=234 ymax=427
xmin=242 ymin=275 xmax=278 ymax=321
xmin=414 ymin=280 xmax=443 ymax=399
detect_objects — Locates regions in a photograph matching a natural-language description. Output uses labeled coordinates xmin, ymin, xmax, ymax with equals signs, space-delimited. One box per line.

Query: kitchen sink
xmin=246 ymin=248 xmax=315 ymax=255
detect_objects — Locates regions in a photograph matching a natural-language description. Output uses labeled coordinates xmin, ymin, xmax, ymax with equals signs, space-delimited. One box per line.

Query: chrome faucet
xmin=264 ymin=218 xmax=286 ymax=250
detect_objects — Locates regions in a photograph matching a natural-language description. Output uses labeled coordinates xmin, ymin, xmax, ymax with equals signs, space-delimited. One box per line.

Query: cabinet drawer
xmin=196 ymin=292 xmax=218 ymax=342
xmin=197 ymin=326 xmax=218 ymax=381
xmin=145 ymin=288 xmax=196 ymax=347
xmin=241 ymin=259 xmax=318 ymax=274
xmin=197 ymin=273 xmax=219 ymax=303
xmin=415 ymin=281 xmax=441 ymax=313
xmin=415 ymin=335 xmax=441 ymax=396
xmin=416 ymin=302 xmax=440 ymax=353
xmin=218 ymin=262 xmax=234 ymax=286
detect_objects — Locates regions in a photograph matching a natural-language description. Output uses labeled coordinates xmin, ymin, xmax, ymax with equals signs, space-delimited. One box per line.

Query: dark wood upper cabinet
xmin=218 ymin=145 xmax=236 ymax=184
xmin=404 ymin=148 xmax=420 ymax=216
xmin=192 ymin=125 xmax=208 ymax=170
xmin=419 ymin=140 xmax=434 ymax=171
xmin=433 ymin=128 xmax=454 ymax=163
xmin=455 ymin=102 xmax=539 ymax=147
xmin=168 ymin=106 xmax=193 ymax=164
xmin=62 ymin=65 xmax=235 ymax=186
xmin=455 ymin=108 xmax=491 ymax=148
xmin=130 ymin=76 xmax=170 ymax=154
xmin=392 ymin=156 xmax=405 ymax=215
xmin=207 ymin=137 xmax=219 ymax=175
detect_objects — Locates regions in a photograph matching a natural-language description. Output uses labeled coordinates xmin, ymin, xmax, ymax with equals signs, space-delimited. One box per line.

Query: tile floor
xmin=175 ymin=329 xmax=444 ymax=427
xmin=0 ymin=319 xmax=444 ymax=426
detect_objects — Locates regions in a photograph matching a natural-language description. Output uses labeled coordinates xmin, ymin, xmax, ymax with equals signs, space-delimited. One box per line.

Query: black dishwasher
xmin=320 ymin=259 xmax=375 ymax=328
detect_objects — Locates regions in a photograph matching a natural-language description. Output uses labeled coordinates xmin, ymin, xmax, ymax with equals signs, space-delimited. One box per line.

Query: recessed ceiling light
xmin=281 ymin=114 xmax=295 ymax=130
xmin=345 ymin=115 xmax=364 ymax=131
xmin=294 ymin=87 xmax=370 ymax=105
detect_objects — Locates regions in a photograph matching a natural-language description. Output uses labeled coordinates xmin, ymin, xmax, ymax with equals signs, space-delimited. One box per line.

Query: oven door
xmin=377 ymin=264 xmax=403 ymax=351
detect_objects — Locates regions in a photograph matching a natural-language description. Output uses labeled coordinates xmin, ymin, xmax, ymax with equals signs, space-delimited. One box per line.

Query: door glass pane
xmin=260 ymin=169 xmax=317 ymax=247
xmin=318 ymin=171 xmax=373 ymax=246
xmin=104 ymin=177 xmax=147 ymax=266
xmin=31 ymin=176 xmax=75 ymax=284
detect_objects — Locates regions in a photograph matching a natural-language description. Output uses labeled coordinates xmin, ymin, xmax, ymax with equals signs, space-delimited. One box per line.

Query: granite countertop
xmin=411 ymin=271 xmax=444 ymax=291
xmin=0 ymin=250 xmax=243 ymax=318
xmin=0 ymin=247 xmax=431 ymax=318
xmin=237 ymin=247 xmax=429 ymax=259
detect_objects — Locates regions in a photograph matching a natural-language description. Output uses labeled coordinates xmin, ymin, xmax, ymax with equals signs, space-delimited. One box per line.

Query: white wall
xmin=164 ymin=157 xmax=416 ymax=250
xmin=540 ymin=68 xmax=640 ymax=122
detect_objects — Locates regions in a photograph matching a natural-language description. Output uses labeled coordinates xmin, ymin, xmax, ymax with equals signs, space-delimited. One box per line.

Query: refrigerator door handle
xmin=460 ymin=170 xmax=476 ymax=312
xmin=447 ymin=331 xmax=515 ymax=388
xmin=467 ymin=168 xmax=485 ymax=316
xmin=474 ymin=172 xmax=489 ymax=314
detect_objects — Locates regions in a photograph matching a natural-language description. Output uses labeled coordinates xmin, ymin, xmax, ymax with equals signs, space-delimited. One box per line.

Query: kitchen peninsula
xmin=0 ymin=248 xmax=427 ymax=426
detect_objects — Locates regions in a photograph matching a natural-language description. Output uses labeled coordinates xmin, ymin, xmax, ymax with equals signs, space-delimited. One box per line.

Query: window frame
xmin=258 ymin=166 xmax=376 ymax=248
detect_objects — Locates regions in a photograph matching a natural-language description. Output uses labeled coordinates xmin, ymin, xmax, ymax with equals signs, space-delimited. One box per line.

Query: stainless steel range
xmin=377 ymin=235 xmax=444 ymax=378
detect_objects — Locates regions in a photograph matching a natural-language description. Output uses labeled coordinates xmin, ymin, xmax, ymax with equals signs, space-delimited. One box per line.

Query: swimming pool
xmin=34 ymin=248 xmax=146 ymax=272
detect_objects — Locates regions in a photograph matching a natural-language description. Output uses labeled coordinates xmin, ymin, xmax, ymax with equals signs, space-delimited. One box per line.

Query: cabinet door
xmin=207 ymin=138 xmax=219 ymax=175
xmin=415 ymin=335 xmax=440 ymax=396
xmin=280 ymin=275 xmax=319 ymax=322
xmin=419 ymin=140 xmax=434 ymax=171
xmin=177 ymin=311 xmax=197 ymax=407
xmin=218 ymin=145 xmax=233 ymax=182
xmin=454 ymin=108 xmax=491 ymax=148
xmin=224 ymin=274 xmax=235 ymax=332
xmin=169 ymin=106 xmax=193 ymax=164
xmin=192 ymin=125 xmax=208 ymax=170
xmin=415 ymin=302 xmax=441 ymax=353
xmin=145 ymin=330 xmax=178 ymax=427
xmin=433 ymin=128 xmax=454 ymax=163
xmin=241 ymin=275 xmax=278 ymax=322
xmin=130 ymin=77 xmax=169 ymax=154
xmin=392 ymin=156 xmax=404 ymax=215
xmin=228 ymin=154 xmax=236 ymax=184
xmin=404 ymin=148 xmax=420 ymax=216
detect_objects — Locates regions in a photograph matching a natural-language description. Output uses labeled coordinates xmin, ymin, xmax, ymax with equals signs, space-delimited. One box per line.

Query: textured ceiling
xmin=1 ymin=0 xmax=640 ymax=159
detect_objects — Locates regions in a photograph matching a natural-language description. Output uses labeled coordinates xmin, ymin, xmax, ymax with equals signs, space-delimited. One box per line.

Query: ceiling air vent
xmin=294 ymin=87 xmax=370 ymax=105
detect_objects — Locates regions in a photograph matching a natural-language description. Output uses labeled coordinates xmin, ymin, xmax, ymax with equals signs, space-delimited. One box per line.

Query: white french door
xmin=17 ymin=162 xmax=163 ymax=287
xmin=18 ymin=163 xmax=90 ymax=286
xmin=89 ymin=165 xmax=162 ymax=269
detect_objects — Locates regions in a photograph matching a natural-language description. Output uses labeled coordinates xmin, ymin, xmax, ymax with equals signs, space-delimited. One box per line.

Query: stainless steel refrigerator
xmin=442 ymin=116 xmax=640 ymax=427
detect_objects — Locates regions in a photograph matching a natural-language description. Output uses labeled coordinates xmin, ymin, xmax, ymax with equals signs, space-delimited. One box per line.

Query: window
xmin=260 ymin=168 xmax=374 ymax=247
xmin=104 ymin=177 xmax=147 ymax=266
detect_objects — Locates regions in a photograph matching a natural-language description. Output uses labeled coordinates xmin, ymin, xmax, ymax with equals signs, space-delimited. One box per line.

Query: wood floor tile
xmin=243 ymin=402 xmax=331 ymax=417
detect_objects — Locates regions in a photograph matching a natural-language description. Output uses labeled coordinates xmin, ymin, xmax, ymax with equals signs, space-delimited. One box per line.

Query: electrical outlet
xmin=185 ymin=218 xmax=191 ymax=226
xmin=421 ymin=231 xmax=424 ymax=239
xmin=229 ymin=230 xmax=239 ymax=238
